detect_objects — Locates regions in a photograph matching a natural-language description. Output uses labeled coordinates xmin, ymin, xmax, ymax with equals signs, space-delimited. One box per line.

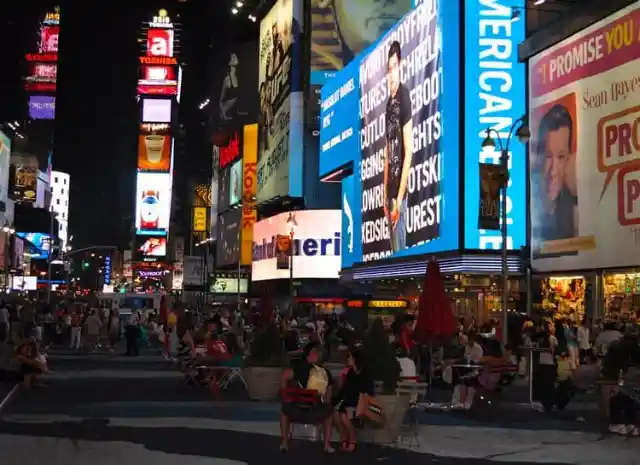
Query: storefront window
xmin=537 ymin=276 xmax=585 ymax=321
xmin=603 ymin=271 xmax=640 ymax=318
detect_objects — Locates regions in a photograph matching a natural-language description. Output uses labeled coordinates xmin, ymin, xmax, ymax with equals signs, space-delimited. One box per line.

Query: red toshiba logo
xmin=147 ymin=29 xmax=174 ymax=57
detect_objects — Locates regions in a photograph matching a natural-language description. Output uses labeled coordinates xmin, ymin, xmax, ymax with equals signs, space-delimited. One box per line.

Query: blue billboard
xmin=463 ymin=0 xmax=526 ymax=251
xmin=17 ymin=232 xmax=51 ymax=260
xmin=319 ymin=57 xmax=360 ymax=177
xmin=341 ymin=174 xmax=362 ymax=268
xmin=321 ymin=0 xmax=461 ymax=264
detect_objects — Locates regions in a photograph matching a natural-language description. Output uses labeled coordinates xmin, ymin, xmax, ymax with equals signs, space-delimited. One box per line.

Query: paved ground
xmin=0 ymin=350 xmax=638 ymax=465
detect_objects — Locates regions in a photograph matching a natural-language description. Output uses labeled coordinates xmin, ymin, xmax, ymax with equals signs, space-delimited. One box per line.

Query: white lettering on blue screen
xmin=476 ymin=0 xmax=516 ymax=250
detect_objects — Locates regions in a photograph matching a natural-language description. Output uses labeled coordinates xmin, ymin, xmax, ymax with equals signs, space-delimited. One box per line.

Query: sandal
xmin=341 ymin=442 xmax=356 ymax=452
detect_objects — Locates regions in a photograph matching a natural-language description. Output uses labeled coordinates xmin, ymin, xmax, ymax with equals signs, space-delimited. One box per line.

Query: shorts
xmin=282 ymin=401 xmax=333 ymax=424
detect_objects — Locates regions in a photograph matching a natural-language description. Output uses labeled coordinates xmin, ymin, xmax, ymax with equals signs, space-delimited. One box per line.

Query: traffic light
xmin=82 ymin=261 xmax=89 ymax=269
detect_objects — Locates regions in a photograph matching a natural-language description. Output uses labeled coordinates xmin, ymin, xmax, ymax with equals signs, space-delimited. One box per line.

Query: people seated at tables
xmin=332 ymin=346 xmax=374 ymax=452
xmin=12 ymin=332 xmax=48 ymax=388
xmin=609 ymin=349 xmax=640 ymax=436
xmin=450 ymin=332 xmax=485 ymax=409
xmin=395 ymin=344 xmax=417 ymax=380
xmin=280 ymin=343 xmax=334 ymax=454
xmin=555 ymin=353 xmax=601 ymax=411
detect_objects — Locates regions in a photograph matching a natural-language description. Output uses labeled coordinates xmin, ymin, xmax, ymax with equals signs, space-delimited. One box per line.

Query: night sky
xmin=0 ymin=0 xmax=259 ymax=250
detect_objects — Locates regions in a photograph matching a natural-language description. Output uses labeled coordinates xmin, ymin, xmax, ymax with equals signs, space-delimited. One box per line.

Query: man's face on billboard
xmin=387 ymin=53 xmax=400 ymax=97
xmin=333 ymin=0 xmax=412 ymax=55
xmin=543 ymin=126 xmax=570 ymax=203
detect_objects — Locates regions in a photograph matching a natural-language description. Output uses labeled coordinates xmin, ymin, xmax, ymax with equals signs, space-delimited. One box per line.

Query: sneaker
xmin=627 ymin=425 xmax=639 ymax=437
xmin=451 ymin=403 xmax=465 ymax=410
xmin=531 ymin=402 xmax=545 ymax=412
xmin=608 ymin=424 xmax=629 ymax=435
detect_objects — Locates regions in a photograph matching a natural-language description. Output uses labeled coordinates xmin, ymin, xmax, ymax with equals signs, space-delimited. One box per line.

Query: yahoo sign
xmin=28 ymin=95 xmax=56 ymax=120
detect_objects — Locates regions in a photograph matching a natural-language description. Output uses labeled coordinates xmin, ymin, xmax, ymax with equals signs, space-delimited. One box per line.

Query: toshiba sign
xmin=147 ymin=29 xmax=174 ymax=57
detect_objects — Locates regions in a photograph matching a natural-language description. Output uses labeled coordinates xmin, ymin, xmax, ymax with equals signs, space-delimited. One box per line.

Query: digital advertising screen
xmin=147 ymin=28 xmax=174 ymax=57
xmin=219 ymin=130 xmax=241 ymax=169
xmin=252 ymin=210 xmax=341 ymax=281
xmin=137 ymin=134 xmax=171 ymax=172
xmin=319 ymin=57 xmax=360 ymax=177
xmin=529 ymin=2 xmax=640 ymax=271
xmin=256 ymin=0 xmax=304 ymax=202
xmin=135 ymin=236 xmax=167 ymax=259
xmin=218 ymin=166 xmax=230 ymax=213
xmin=135 ymin=172 xmax=172 ymax=235
xmin=138 ymin=64 xmax=178 ymax=96
xmin=11 ymin=276 xmax=37 ymax=291
xmin=141 ymin=98 xmax=172 ymax=123
xmin=39 ymin=25 xmax=59 ymax=54
xmin=12 ymin=160 xmax=38 ymax=202
xmin=26 ymin=62 xmax=57 ymax=82
xmin=210 ymin=274 xmax=249 ymax=294
xmin=216 ymin=209 xmax=242 ymax=267
xmin=16 ymin=233 xmax=51 ymax=260
xmin=28 ymin=95 xmax=56 ymax=120
xmin=463 ymin=0 xmax=526 ymax=252
xmin=309 ymin=0 xmax=412 ymax=86
xmin=0 ymin=131 xmax=11 ymax=207
xmin=229 ymin=159 xmax=242 ymax=206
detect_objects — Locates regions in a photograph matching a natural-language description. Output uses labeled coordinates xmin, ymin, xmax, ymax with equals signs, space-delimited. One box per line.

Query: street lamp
xmin=480 ymin=115 xmax=530 ymax=344
xmin=286 ymin=212 xmax=297 ymax=315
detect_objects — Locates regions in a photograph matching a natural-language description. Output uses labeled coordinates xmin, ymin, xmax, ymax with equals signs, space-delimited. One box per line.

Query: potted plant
xmin=243 ymin=323 xmax=287 ymax=401
xmin=360 ymin=318 xmax=407 ymax=444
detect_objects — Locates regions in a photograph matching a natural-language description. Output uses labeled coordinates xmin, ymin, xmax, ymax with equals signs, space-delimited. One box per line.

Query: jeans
xmin=391 ymin=198 xmax=407 ymax=253
xmin=70 ymin=327 xmax=82 ymax=349
xmin=533 ymin=364 xmax=557 ymax=411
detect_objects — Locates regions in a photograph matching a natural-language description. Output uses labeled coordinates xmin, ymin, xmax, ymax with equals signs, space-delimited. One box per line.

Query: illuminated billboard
xmin=135 ymin=173 xmax=172 ymax=235
xmin=229 ymin=159 xmax=242 ymax=206
xmin=141 ymin=98 xmax=172 ymax=123
xmin=147 ymin=28 xmax=174 ymax=57
xmin=39 ymin=25 xmax=59 ymax=54
xmin=26 ymin=62 xmax=57 ymax=83
xmin=12 ymin=156 xmax=38 ymax=202
xmin=17 ymin=233 xmax=51 ymax=260
xmin=137 ymin=64 xmax=178 ymax=96
xmin=137 ymin=134 xmax=171 ymax=172
xmin=135 ymin=236 xmax=167 ymax=259
xmin=28 ymin=95 xmax=56 ymax=120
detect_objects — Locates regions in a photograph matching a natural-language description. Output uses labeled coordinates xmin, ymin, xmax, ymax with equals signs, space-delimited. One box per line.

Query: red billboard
xmin=26 ymin=63 xmax=57 ymax=82
xmin=39 ymin=25 xmax=59 ymax=54
xmin=147 ymin=29 xmax=174 ymax=57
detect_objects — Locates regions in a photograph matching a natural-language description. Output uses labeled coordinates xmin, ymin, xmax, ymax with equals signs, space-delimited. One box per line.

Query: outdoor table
xmin=518 ymin=345 xmax=552 ymax=407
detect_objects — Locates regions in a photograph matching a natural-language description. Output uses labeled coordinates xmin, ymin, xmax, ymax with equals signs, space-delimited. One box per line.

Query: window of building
xmin=56 ymin=199 xmax=60 ymax=205
xmin=54 ymin=177 xmax=58 ymax=183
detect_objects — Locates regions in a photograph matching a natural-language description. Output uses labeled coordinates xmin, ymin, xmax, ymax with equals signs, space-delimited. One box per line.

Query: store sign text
xmin=139 ymin=56 xmax=177 ymax=65
xmin=220 ymin=131 xmax=240 ymax=168
xmin=26 ymin=53 xmax=57 ymax=62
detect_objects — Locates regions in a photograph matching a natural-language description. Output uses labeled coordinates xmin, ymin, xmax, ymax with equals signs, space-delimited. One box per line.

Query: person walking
xmin=70 ymin=310 xmax=83 ymax=350
xmin=125 ymin=310 xmax=141 ymax=356
xmin=84 ymin=310 xmax=102 ymax=353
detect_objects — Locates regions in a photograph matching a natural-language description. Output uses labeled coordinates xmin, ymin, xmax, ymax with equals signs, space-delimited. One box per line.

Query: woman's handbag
xmin=355 ymin=393 xmax=386 ymax=427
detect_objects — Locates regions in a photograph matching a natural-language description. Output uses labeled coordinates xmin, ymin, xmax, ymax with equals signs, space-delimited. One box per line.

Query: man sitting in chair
xmin=280 ymin=343 xmax=335 ymax=454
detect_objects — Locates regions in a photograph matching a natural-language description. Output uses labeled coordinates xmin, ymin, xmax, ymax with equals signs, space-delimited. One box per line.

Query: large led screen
xmin=256 ymin=0 xmax=304 ymax=202
xmin=529 ymin=2 xmax=640 ymax=271
xmin=229 ymin=159 xmax=242 ymax=206
xmin=252 ymin=210 xmax=341 ymax=281
xmin=135 ymin=173 xmax=172 ymax=235
xmin=463 ymin=0 xmax=526 ymax=252
xmin=16 ymin=233 xmax=51 ymax=260
xmin=39 ymin=25 xmax=59 ymax=53
xmin=217 ymin=209 xmax=242 ymax=267
xmin=0 ymin=130 xmax=10 ymax=206
xmin=318 ymin=0 xmax=460 ymax=265
xmin=141 ymin=98 xmax=172 ymax=123
xmin=218 ymin=166 xmax=230 ymax=213
xmin=147 ymin=28 xmax=174 ymax=57
xmin=28 ymin=95 xmax=56 ymax=120
xmin=135 ymin=236 xmax=167 ymax=259
xmin=310 ymin=0 xmax=412 ymax=86
xmin=138 ymin=134 xmax=171 ymax=172
xmin=26 ymin=62 xmax=57 ymax=83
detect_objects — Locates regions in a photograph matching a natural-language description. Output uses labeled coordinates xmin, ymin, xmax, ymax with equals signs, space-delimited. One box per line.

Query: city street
xmin=0 ymin=351 xmax=638 ymax=465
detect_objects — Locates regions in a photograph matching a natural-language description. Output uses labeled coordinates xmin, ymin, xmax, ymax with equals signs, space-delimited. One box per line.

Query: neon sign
xmin=139 ymin=56 xmax=177 ymax=66
xmin=220 ymin=131 xmax=241 ymax=168
xmin=43 ymin=7 xmax=60 ymax=26
xmin=26 ymin=53 xmax=57 ymax=62
xmin=149 ymin=9 xmax=173 ymax=28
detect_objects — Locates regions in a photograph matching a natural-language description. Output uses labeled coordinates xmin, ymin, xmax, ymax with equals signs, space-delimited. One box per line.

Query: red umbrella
xmin=415 ymin=260 xmax=456 ymax=343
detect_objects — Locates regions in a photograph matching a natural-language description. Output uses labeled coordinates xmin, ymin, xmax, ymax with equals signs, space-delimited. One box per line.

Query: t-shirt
xmin=385 ymin=83 xmax=412 ymax=202
xmin=206 ymin=339 xmax=228 ymax=356
xmin=464 ymin=343 xmax=484 ymax=364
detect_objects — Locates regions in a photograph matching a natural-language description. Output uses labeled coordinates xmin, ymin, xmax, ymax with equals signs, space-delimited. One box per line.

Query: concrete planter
xmin=359 ymin=393 xmax=411 ymax=445
xmin=243 ymin=366 xmax=283 ymax=401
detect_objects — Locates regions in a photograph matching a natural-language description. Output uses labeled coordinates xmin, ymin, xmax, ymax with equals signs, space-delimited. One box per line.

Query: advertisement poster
xmin=217 ymin=209 xmax=242 ymax=266
xmin=257 ymin=0 xmax=303 ymax=202
xmin=218 ymin=166 xmax=230 ymax=213
xmin=529 ymin=2 xmax=640 ymax=271
xmin=0 ymin=130 xmax=10 ymax=206
xmin=28 ymin=95 xmax=56 ymax=120
xmin=192 ymin=207 xmax=207 ymax=232
xmin=478 ymin=163 xmax=504 ymax=231
xmin=211 ymin=274 xmax=249 ymax=294
xmin=251 ymin=210 xmax=341 ymax=281
xmin=241 ymin=124 xmax=258 ymax=265
xmin=341 ymin=174 xmax=362 ymax=268
xmin=135 ymin=173 xmax=172 ymax=235
xmin=359 ymin=1 xmax=447 ymax=262
xmin=137 ymin=134 xmax=171 ymax=172
xmin=209 ymin=41 xmax=259 ymax=129
xmin=183 ymin=256 xmax=204 ymax=286
xmin=141 ymin=98 xmax=172 ymax=123
xmin=210 ymin=146 xmax=220 ymax=237
xmin=229 ymin=159 xmax=243 ymax=206
xmin=12 ymin=156 xmax=38 ymax=203
xmin=310 ymin=0 xmax=412 ymax=86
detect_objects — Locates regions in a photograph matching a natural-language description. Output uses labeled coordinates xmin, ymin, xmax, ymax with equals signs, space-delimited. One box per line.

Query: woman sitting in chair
xmin=332 ymin=346 xmax=374 ymax=452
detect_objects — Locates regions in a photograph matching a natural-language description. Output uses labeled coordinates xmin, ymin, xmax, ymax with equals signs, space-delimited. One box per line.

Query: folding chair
xmin=396 ymin=381 xmax=428 ymax=448
xmin=281 ymin=387 xmax=322 ymax=442
xmin=218 ymin=366 xmax=248 ymax=390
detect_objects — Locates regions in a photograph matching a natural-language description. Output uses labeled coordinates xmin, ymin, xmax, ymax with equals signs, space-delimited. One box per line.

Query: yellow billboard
xmin=192 ymin=207 xmax=207 ymax=232
xmin=241 ymin=124 xmax=258 ymax=265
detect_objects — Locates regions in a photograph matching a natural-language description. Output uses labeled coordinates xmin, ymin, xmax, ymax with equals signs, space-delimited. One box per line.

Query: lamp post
xmin=480 ymin=116 xmax=530 ymax=344
xmin=2 ymin=224 xmax=16 ymax=293
xmin=286 ymin=212 xmax=297 ymax=316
